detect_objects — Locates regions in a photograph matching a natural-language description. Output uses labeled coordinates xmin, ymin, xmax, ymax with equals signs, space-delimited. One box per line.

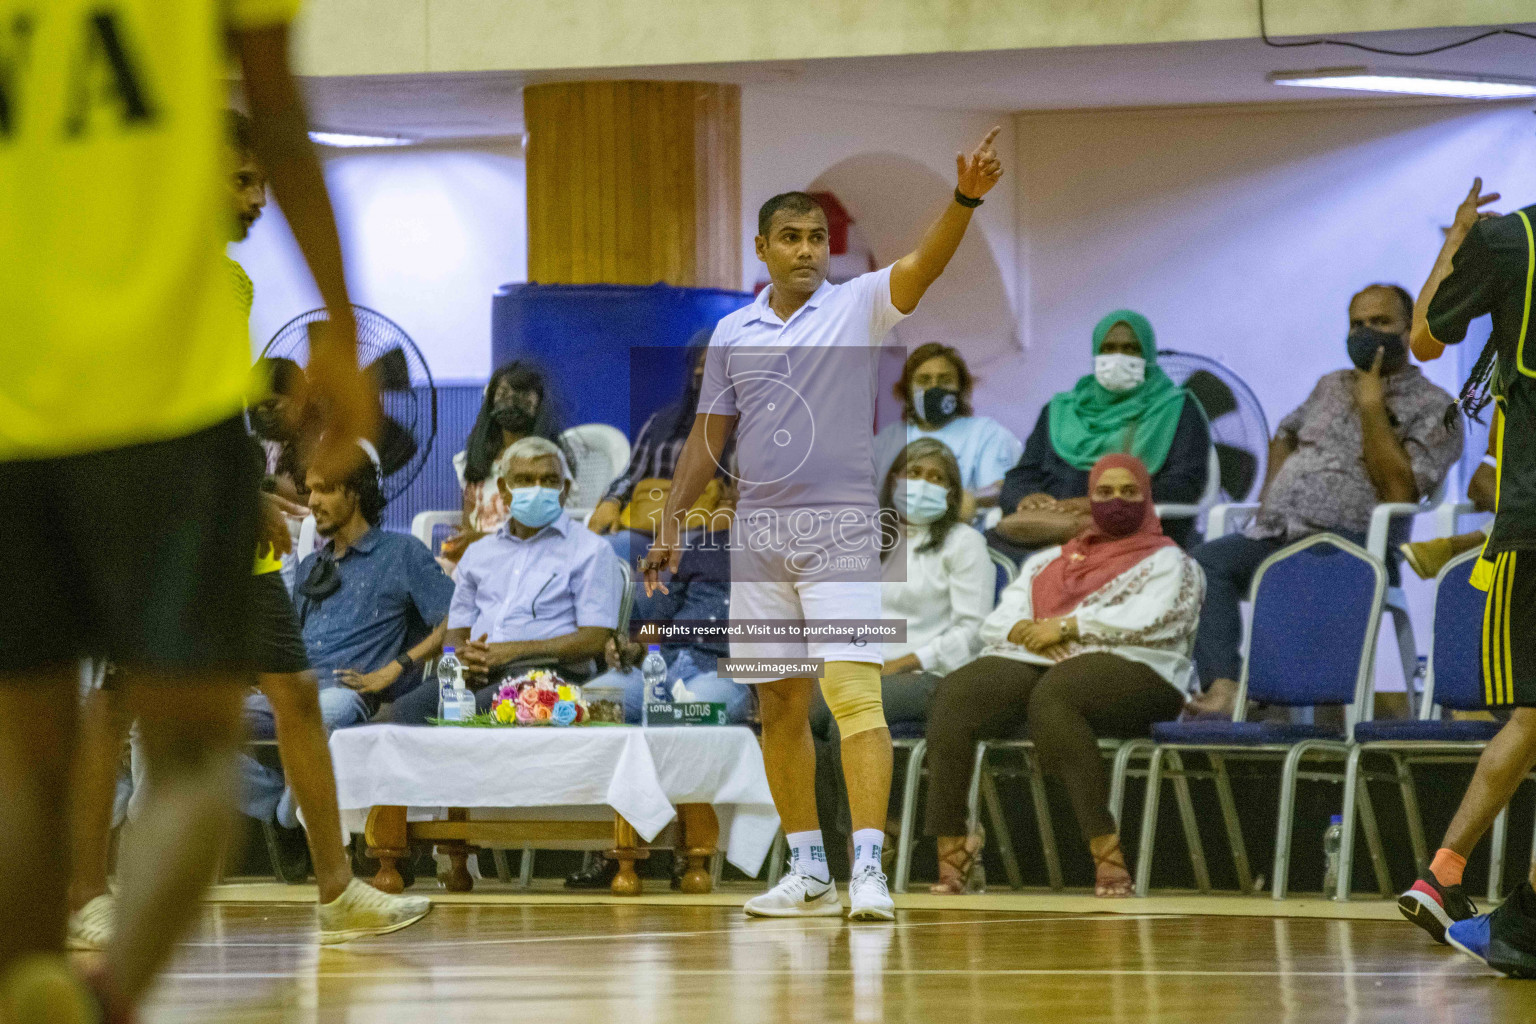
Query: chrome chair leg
xmin=963 ymin=742 xmax=988 ymax=834
xmin=519 ymin=849 xmax=535 ymax=887
xmin=984 ymin=766 xmax=1030 ymax=890
xmin=1353 ymin=766 xmax=1393 ymax=898
xmin=1108 ymin=740 xmax=1145 ymax=828
xmin=1210 ymin=753 xmax=1252 ymax=893
xmin=1391 ymin=754 xmax=1429 ymax=874
xmin=1272 ymin=743 xmax=1313 ymax=900
xmin=893 ymin=739 xmax=926 ymax=893
xmin=1336 ymin=746 xmax=1363 ymax=901
xmin=1134 ymin=747 xmax=1166 ymax=897
xmin=1489 ymin=807 xmax=1509 ymax=902
xmin=1165 ymin=750 xmax=1210 ymax=893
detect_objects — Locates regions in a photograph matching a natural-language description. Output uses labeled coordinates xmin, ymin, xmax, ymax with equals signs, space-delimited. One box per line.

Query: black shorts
xmin=0 ymin=417 xmax=259 ymax=677
xmin=1481 ymin=549 xmax=1536 ymax=707
xmin=250 ymin=571 xmax=310 ymax=675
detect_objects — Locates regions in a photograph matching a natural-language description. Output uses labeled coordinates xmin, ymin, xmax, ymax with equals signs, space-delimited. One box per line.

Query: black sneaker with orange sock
xmin=1399 ymin=869 xmax=1479 ymax=944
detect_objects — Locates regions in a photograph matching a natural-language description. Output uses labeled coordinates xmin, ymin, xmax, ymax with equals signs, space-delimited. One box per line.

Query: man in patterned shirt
xmin=1187 ymin=284 xmax=1464 ymax=716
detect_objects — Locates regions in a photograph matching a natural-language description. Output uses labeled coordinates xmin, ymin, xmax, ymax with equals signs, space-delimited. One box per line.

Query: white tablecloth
xmin=329 ymin=725 xmax=780 ymax=875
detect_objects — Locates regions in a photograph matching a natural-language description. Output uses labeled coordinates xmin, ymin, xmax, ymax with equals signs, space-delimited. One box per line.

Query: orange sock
xmin=1429 ymin=848 xmax=1467 ymax=887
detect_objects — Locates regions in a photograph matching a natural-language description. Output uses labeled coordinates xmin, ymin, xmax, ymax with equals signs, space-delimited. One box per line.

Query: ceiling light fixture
xmin=1269 ymin=68 xmax=1536 ymax=101
xmin=308 ymin=130 xmax=416 ymax=148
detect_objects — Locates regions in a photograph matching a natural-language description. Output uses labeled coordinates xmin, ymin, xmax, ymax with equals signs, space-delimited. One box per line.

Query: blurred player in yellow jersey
xmin=63 ymin=110 xmax=433 ymax=958
xmin=0 ymin=3 xmax=376 ymax=1021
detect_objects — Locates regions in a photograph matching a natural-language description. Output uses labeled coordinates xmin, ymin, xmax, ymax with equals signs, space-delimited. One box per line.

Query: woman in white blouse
xmin=922 ymin=454 xmax=1205 ymax=897
xmin=810 ymin=439 xmax=993 ymax=862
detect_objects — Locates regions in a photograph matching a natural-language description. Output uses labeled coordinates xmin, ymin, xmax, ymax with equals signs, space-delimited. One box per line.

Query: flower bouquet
xmin=431 ymin=669 xmax=593 ymax=727
xmin=490 ymin=669 xmax=589 ymax=726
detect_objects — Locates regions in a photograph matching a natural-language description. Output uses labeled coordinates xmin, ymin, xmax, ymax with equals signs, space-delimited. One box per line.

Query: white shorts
xmin=728 ymin=579 xmax=883 ymax=666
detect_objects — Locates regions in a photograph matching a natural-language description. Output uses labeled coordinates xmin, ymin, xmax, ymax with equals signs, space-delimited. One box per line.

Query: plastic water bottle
xmin=640 ymin=645 xmax=668 ymax=727
xmin=438 ymin=647 xmax=469 ymax=722
xmin=1322 ymin=814 xmax=1344 ymax=899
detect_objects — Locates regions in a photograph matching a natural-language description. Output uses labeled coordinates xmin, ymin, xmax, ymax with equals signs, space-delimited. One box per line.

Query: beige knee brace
xmin=820 ymin=660 xmax=886 ymax=737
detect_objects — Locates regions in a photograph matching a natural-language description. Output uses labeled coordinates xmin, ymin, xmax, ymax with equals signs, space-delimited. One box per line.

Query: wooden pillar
xmin=524 ymin=81 xmax=741 ymax=289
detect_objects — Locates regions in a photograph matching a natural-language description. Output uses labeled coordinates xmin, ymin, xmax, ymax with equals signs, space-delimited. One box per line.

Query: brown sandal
xmin=929 ymin=826 xmax=986 ymax=895
xmin=1092 ymin=837 xmax=1133 ymax=898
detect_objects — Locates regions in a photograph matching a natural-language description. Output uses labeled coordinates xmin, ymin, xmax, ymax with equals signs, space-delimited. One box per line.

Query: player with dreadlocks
xmin=1396 ymin=177 xmax=1536 ymax=977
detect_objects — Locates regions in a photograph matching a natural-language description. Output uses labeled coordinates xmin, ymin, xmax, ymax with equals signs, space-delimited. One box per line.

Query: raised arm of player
xmin=234 ymin=23 xmax=378 ymax=479
xmin=1411 ymin=177 xmax=1500 ymax=363
xmin=889 ymin=126 xmax=1004 ymax=315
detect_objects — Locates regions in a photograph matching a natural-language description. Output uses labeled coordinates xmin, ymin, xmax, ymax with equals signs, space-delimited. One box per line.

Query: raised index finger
xmin=979 ymin=126 xmax=1001 ymax=150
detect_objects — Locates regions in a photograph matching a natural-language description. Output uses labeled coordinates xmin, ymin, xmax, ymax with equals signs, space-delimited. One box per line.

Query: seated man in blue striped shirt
xmin=395 ymin=436 xmax=623 ymax=722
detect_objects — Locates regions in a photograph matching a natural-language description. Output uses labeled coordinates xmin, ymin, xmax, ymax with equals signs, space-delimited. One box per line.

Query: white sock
xmin=786 ymin=829 xmax=831 ymax=883
xmin=852 ymin=829 xmax=884 ymax=876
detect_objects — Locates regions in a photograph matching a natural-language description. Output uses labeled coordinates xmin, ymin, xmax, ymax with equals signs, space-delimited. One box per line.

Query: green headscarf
xmin=1046 ymin=310 xmax=1189 ymax=474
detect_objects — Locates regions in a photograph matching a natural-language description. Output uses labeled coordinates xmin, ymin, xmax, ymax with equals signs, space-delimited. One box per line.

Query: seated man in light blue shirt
xmin=394 ymin=436 xmax=623 ymax=722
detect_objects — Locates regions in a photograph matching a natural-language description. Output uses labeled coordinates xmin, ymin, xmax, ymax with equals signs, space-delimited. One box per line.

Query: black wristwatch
xmin=394 ymin=653 xmax=414 ymax=673
xmin=954 ymin=187 xmax=983 ymax=208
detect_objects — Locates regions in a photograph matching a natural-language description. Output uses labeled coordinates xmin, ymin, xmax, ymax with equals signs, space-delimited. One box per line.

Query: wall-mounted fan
xmin=259 ymin=305 xmax=437 ymax=500
xmin=1158 ymin=350 xmax=1270 ymax=503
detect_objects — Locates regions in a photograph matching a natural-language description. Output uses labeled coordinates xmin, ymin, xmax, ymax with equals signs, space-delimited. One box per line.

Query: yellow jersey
xmin=0 ymin=0 xmax=299 ymax=461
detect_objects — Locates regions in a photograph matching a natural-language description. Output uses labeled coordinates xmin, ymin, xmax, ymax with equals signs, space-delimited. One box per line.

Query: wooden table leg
xmin=609 ymin=814 xmax=649 ymax=896
xmin=438 ymin=808 xmax=475 ymax=892
xmin=364 ymin=806 xmax=409 ymax=894
xmin=676 ymin=804 xmax=719 ymax=895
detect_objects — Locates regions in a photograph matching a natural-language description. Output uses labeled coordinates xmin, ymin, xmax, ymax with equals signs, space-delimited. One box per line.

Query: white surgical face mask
xmin=900 ymin=479 xmax=950 ymax=525
xmin=1094 ymin=354 xmax=1146 ymax=393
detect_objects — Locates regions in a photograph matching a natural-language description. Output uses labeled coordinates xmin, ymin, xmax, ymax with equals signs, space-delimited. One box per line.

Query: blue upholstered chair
xmin=1134 ymin=534 xmax=1386 ymax=899
xmin=1337 ymin=548 xmax=1536 ymax=901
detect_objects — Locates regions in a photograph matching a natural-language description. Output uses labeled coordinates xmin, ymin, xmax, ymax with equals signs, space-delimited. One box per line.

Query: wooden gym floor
xmin=134 ymin=885 xmax=1535 ymax=1023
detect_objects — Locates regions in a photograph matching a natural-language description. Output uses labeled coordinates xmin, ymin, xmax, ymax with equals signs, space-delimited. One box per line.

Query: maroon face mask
xmin=1090 ymin=497 xmax=1145 ymax=538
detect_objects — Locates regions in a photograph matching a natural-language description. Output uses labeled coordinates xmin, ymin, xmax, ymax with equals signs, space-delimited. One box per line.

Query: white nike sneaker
xmin=743 ymin=872 xmax=843 ymax=918
xmin=318 ymin=879 xmax=433 ymax=945
xmin=848 ymin=866 xmax=895 ymax=921
xmin=66 ymin=894 xmax=114 ymax=952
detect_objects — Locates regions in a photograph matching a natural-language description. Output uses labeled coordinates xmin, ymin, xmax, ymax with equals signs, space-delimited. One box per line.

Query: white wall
xmin=999 ymin=100 xmax=1536 ymax=437
xmin=233 ymin=140 xmax=526 ymax=382
xmin=740 ymin=88 xmax=1020 ymax=371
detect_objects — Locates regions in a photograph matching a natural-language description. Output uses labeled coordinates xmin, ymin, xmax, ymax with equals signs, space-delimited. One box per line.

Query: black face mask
xmin=491 ymin=403 xmax=536 ymax=434
xmin=1347 ymin=326 xmax=1407 ymax=373
xmin=914 ymin=386 xmax=962 ymax=428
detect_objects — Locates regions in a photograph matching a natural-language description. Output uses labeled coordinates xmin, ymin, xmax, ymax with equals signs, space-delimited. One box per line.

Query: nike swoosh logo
xmin=804 ymin=888 xmax=827 ymax=902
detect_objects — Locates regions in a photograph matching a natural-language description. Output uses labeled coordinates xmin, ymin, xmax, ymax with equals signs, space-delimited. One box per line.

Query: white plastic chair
xmin=296 ymin=514 xmax=318 ymax=562
xmin=411 ymin=510 xmax=462 ymax=556
xmin=1364 ymin=480 xmax=1447 ymax=717
xmin=560 ymin=424 xmax=631 ymax=512
xmin=1154 ymin=445 xmax=1222 ymax=526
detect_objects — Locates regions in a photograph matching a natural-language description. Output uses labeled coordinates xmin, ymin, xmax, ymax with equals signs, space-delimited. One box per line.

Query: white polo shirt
xmin=698 ymin=265 xmax=909 ymax=512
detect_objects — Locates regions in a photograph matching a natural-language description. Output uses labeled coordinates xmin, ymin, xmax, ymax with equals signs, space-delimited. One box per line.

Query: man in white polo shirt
xmin=642 ymin=128 xmax=1003 ymax=920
